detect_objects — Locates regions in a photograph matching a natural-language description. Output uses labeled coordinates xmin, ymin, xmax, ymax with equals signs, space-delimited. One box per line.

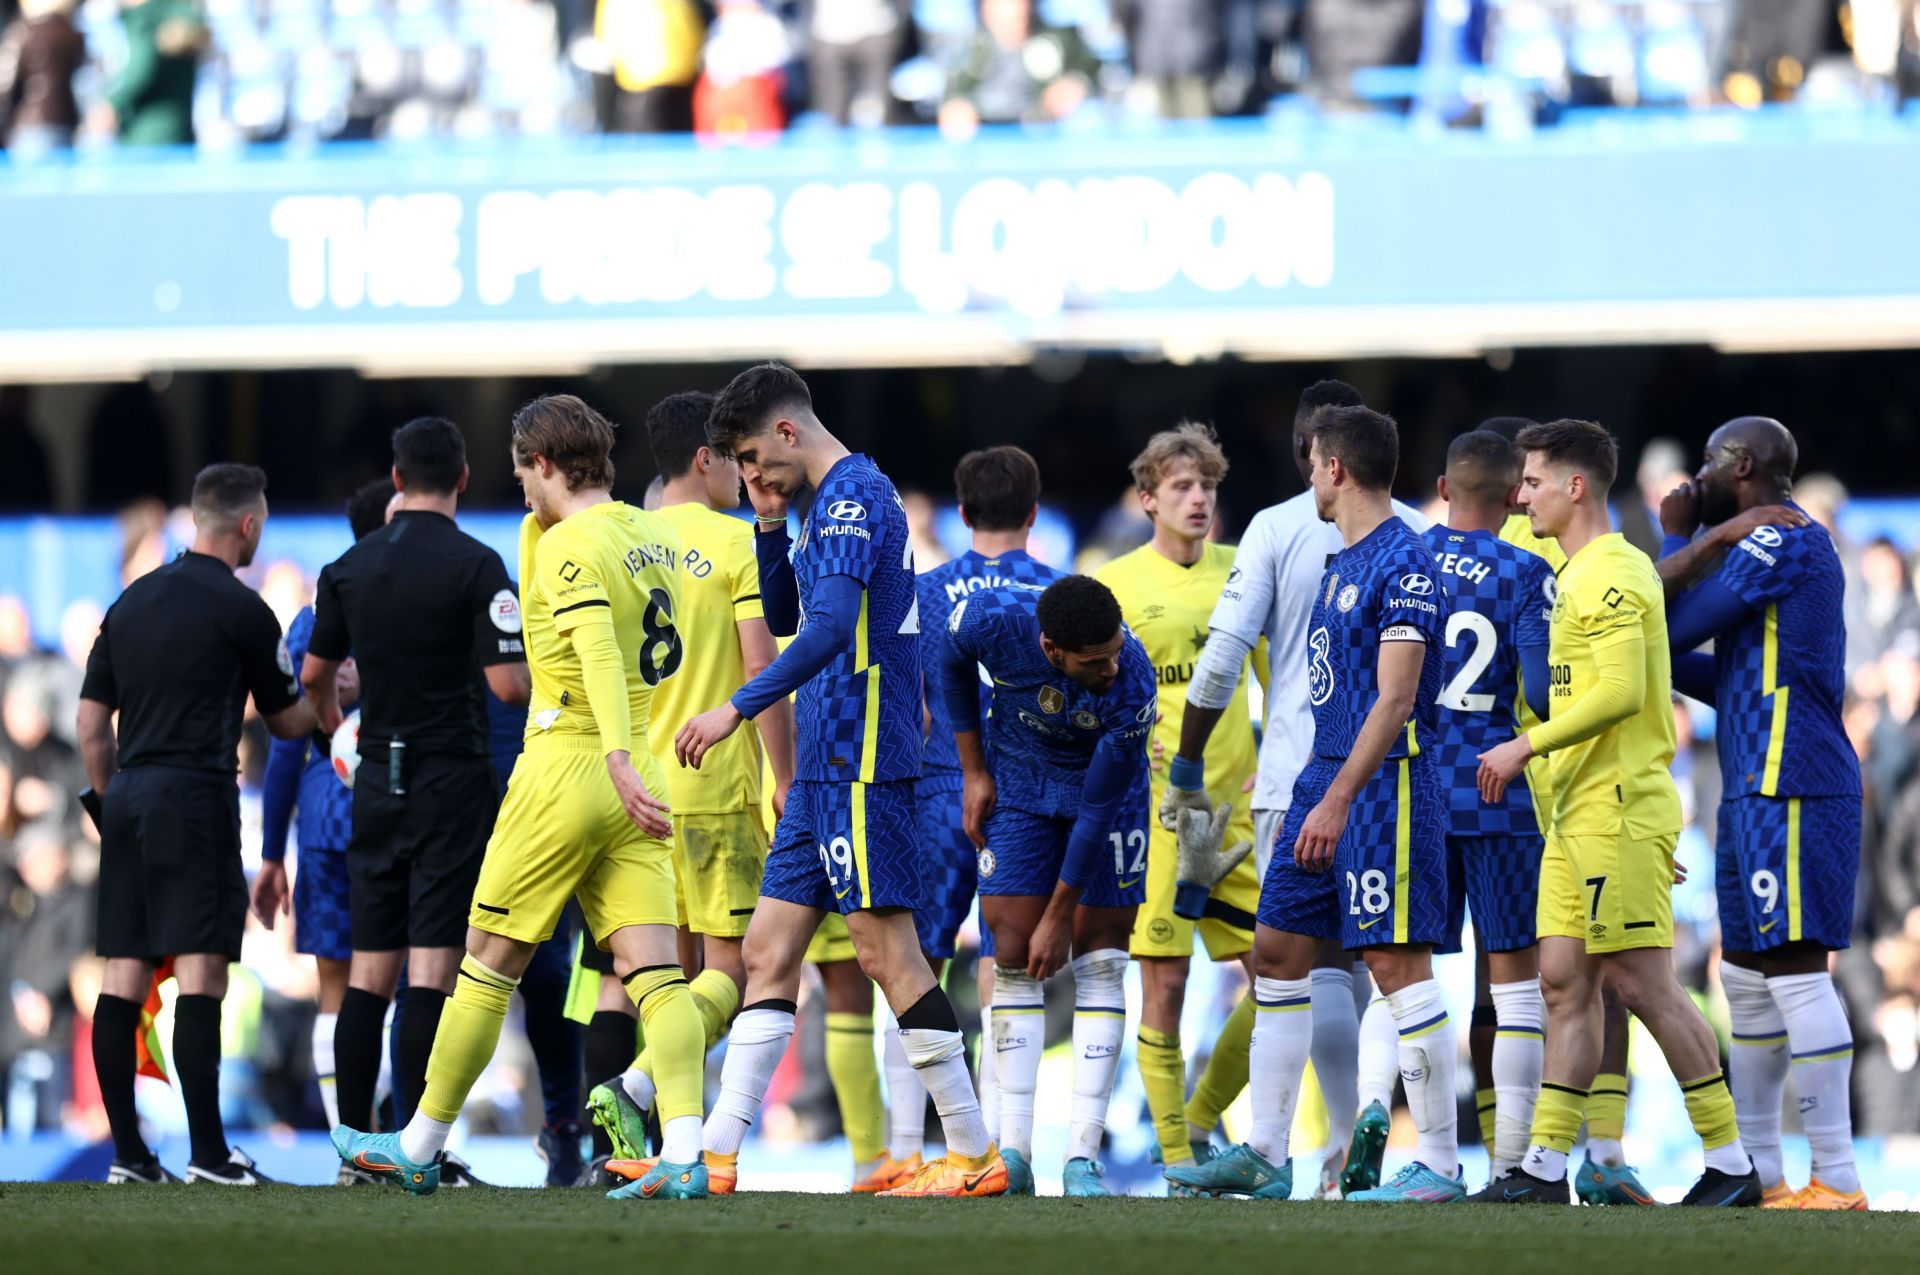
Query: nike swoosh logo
xmin=640 ymin=1176 xmax=664 ymax=1197
xmin=355 ymin=1154 xmax=396 ymax=1173
xmin=1758 ymin=919 xmax=1779 ymax=933
xmin=963 ymin=1170 xmax=993 ymax=1192
xmin=1502 ymin=1188 xmax=1531 ymax=1199
xmin=834 ymin=886 xmax=852 ymax=900
xmin=1357 ymin=917 xmax=1384 ymax=930
xmin=1117 ymin=878 xmax=1140 ymax=889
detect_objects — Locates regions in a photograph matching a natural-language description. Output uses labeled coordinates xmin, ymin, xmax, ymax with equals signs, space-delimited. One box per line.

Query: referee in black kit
xmin=78 ymin=464 xmax=319 ymax=1184
xmin=301 ymin=417 xmax=531 ymax=1175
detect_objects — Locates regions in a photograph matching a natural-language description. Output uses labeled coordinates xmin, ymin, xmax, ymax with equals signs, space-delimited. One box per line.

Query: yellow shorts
xmin=805 ymin=911 xmax=857 ymax=965
xmin=469 ymin=737 xmax=679 ymax=947
xmin=671 ymin=808 xmax=768 ymax=939
xmin=1129 ymin=798 xmax=1259 ymax=960
xmin=1537 ymin=825 xmax=1676 ymax=953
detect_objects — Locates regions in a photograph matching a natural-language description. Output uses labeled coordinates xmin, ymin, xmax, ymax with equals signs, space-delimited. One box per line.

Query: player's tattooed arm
xmin=1297 ymin=639 xmax=1424 ymax=872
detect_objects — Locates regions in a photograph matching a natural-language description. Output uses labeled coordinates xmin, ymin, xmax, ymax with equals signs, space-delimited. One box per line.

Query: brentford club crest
xmin=1038 ymin=686 xmax=1064 ymax=714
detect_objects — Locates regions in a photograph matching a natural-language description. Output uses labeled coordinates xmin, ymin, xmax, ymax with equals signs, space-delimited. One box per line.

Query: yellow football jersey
xmin=1094 ymin=540 xmax=1258 ymax=793
xmin=1502 ymin=511 xmax=1563 ymax=829
xmin=519 ymin=502 xmax=684 ymax=752
xmin=1532 ymin=533 xmax=1682 ymax=840
xmin=646 ymin=502 xmax=765 ymax=814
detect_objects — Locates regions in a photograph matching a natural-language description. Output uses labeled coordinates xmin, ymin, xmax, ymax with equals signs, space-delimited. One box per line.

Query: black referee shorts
xmin=97 ymin=766 xmax=246 ymax=961
xmin=348 ymin=750 xmax=498 ymax=950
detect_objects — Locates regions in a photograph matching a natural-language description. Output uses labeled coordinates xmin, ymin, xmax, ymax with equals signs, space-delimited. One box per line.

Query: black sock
xmin=397 ymin=987 xmax=448 ymax=1126
xmin=519 ymin=963 xmax=583 ymax=1128
xmin=896 ymin=987 xmax=960 ymax=1033
xmin=334 ymin=987 xmax=390 ymax=1132
xmin=172 ymin=994 xmax=228 ymax=1168
xmin=584 ymin=1010 xmax=636 ymax=1158
xmin=92 ymin=993 xmax=151 ymax=1164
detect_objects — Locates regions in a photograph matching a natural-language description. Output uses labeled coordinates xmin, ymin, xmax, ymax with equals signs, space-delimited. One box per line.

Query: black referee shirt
xmin=80 ymin=551 xmax=300 ymax=774
xmin=308 ymin=509 xmax=524 ymax=757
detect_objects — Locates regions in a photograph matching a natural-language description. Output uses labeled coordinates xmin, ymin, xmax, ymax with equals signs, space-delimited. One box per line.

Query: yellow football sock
xmin=623 ymin=964 xmax=705 ymax=1123
xmin=824 ymin=1010 xmax=887 ymax=1165
xmin=1186 ymin=993 xmax=1254 ymax=1136
xmin=418 ymin=955 xmax=519 ymax=1123
xmin=1476 ymin=1087 xmax=1498 ymax=1150
xmin=1680 ymin=1071 xmax=1740 ymax=1150
xmin=1529 ymin=1082 xmax=1588 ymax=1155
xmin=1136 ymin=1025 xmax=1190 ymax=1164
xmin=1587 ymin=1072 xmax=1628 ymax=1142
xmin=690 ymin=969 xmax=742 ymax=1047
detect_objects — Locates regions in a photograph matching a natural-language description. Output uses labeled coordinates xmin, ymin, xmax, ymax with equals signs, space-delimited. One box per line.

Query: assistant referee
xmin=302 ymin=417 xmax=531 ymax=1157
xmin=78 ymin=464 xmax=319 ymax=1185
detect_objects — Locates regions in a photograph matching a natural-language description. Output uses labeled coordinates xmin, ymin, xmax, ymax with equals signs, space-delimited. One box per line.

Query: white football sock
xmin=897 ymin=1008 xmax=989 ymax=1160
xmin=1721 ymin=962 xmax=1788 ymax=1188
xmin=1309 ymin=967 xmax=1360 ymax=1166
xmin=1521 ymin=1144 xmax=1568 ymax=1182
xmin=375 ymin=1000 xmax=395 ymax=1110
xmin=1356 ymin=996 xmax=1399 ymax=1112
xmin=1489 ymin=978 xmax=1545 ymax=1179
xmin=1066 ymin=949 xmax=1128 ymax=1163
xmin=879 ymin=1003 xmax=925 ymax=1159
xmin=312 ymin=1011 xmax=340 ymax=1130
xmin=1771 ymin=970 xmax=1859 ymax=1193
xmin=991 ymin=965 xmax=1045 ymax=1157
xmin=1387 ymin=979 xmax=1458 ymax=1179
xmin=1248 ymin=976 xmax=1312 ymax=1164
xmin=400 ymin=1111 xmax=453 ymax=1165
xmin=619 ymin=1063 xmax=657 ymax=1115
xmin=977 ymin=1003 xmax=998 ymax=1138
xmin=703 ymin=1005 xmax=794 ymax=1156
xmin=661 ymin=1114 xmax=702 ymax=1164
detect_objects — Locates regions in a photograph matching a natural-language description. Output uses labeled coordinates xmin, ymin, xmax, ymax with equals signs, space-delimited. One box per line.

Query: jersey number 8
xmin=638 ymin=588 xmax=683 ymax=686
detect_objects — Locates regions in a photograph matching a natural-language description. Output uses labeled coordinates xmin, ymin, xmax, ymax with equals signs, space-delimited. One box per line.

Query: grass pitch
xmin=3 ymin=1183 xmax=1915 ymax=1275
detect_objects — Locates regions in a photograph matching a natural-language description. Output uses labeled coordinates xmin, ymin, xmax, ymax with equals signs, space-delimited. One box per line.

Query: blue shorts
xmin=1257 ymin=754 xmax=1448 ymax=949
xmin=915 ymin=769 xmax=976 ymax=959
xmin=1449 ymin=834 xmax=1544 ymax=954
xmin=1715 ymin=793 xmax=1860 ymax=953
xmin=760 ymin=779 xmax=921 ymax=915
xmin=292 ymin=846 xmax=352 ymax=962
xmin=976 ymin=789 xmax=1149 ymax=911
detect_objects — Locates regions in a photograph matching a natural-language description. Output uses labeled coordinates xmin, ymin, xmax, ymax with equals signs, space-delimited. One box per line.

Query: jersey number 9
xmin=638 ymin=588 xmax=684 ymax=686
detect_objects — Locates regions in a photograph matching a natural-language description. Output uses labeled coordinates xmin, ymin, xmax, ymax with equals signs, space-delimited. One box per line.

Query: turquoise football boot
xmin=1063 ymin=1158 xmax=1113 ymax=1197
xmin=331 ymin=1126 xmax=440 ymax=1196
xmin=1001 ymin=1148 xmax=1036 ymax=1196
xmin=1347 ymin=1162 xmax=1468 ymax=1203
xmin=1575 ymin=1156 xmax=1656 ymax=1206
xmin=1340 ymin=1100 xmax=1391 ymax=1197
xmin=1163 ymin=1143 xmax=1292 ymax=1200
xmin=606 ymin=1159 xmax=709 ymax=1200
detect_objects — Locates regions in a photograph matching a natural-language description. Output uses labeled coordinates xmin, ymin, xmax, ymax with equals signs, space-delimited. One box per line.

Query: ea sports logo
xmin=827 ymin=500 xmax=867 ymax=522
xmin=1399 ymin=573 xmax=1434 ymax=596
xmin=1750 ymin=526 xmax=1783 ymax=548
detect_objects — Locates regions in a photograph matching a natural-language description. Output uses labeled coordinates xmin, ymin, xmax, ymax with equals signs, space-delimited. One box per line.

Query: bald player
xmin=1658 ymin=417 xmax=1864 ymax=1211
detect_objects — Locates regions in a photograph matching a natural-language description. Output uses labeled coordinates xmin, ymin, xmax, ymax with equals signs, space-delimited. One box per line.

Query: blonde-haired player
xmin=330 ymin=394 xmax=714 ymax=1200
xmin=588 ymin=391 xmax=796 ymax=1170
xmin=1094 ymin=424 xmax=1262 ymax=1184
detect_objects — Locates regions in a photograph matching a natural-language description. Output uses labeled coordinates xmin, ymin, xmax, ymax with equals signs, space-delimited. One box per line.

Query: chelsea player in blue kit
xmin=1171 ymin=405 xmax=1461 ymax=1203
xmin=675 ymin=364 xmax=1005 ymax=1198
xmin=1659 ymin=417 xmax=1866 ymax=1210
xmin=870 ymin=445 xmax=1059 ymax=1176
xmin=1422 ymin=432 xmax=1555 ymax=1184
xmin=942 ymin=574 xmax=1155 ymax=1197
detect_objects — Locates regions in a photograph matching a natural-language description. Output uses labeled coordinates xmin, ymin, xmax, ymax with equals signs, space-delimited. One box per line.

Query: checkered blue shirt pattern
xmin=918 ymin=548 xmax=1062 ymax=774
xmin=792 ymin=454 xmax=923 ymax=784
xmin=946 ymin=584 xmax=1155 ymax=820
xmin=1422 ymin=525 xmax=1554 ymax=836
xmin=1712 ymin=506 xmax=1861 ymax=799
xmin=1307 ymin=517 xmax=1448 ymax=760
xmin=284 ymin=606 xmax=353 ymax=851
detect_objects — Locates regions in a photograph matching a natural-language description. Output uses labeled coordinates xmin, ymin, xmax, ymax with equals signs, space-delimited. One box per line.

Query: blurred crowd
xmin=3 ymin=0 xmax=1919 ymax=153
xmin=7 ymin=439 xmax=1920 ymax=1152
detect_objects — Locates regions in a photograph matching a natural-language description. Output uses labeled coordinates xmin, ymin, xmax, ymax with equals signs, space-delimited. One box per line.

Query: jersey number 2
xmin=638 ymin=588 xmax=684 ymax=686
xmin=1439 ymin=611 xmax=1498 ymax=712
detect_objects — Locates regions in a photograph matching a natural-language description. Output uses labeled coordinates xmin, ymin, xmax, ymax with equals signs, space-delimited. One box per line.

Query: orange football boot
xmin=852 ymin=1154 xmax=923 ymax=1194
xmin=877 ymin=1151 xmax=1008 ymax=1198
xmin=1770 ymin=1179 xmax=1868 ymax=1211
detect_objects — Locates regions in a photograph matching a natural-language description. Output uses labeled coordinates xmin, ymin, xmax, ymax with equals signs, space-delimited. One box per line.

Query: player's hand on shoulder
xmin=1715 ymin=502 xmax=1810 ymax=547
xmin=607 ymin=752 xmax=672 ymax=839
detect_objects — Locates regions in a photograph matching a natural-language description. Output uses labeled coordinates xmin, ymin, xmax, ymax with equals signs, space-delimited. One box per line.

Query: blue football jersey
xmin=792 ymin=454 xmax=923 ymax=784
xmin=945 ymin=584 xmax=1155 ymax=819
xmin=1422 ymin=525 xmax=1554 ymax=836
xmin=918 ymin=548 xmax=1063 ymax=773
xmin=1710 ymin=506 xmax=1861 ymax=799
xmin=284 ymin=607 xmax=354 ymax=850
xmin=1307 ymin=517 xmax=1447 ymax=760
